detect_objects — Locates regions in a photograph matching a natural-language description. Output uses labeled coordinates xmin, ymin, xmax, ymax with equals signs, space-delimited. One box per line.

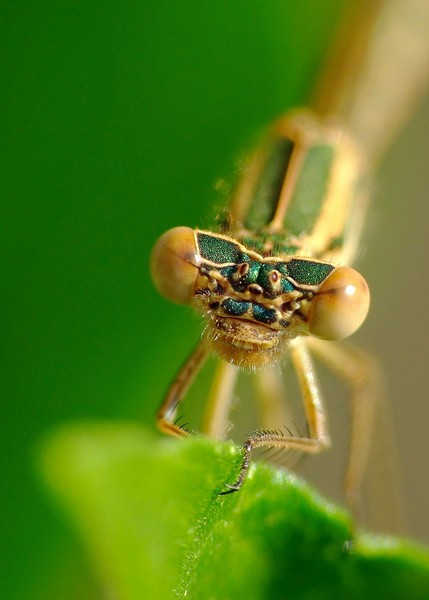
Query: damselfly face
xmin=151 ymin=226 xmax=369 ymax=368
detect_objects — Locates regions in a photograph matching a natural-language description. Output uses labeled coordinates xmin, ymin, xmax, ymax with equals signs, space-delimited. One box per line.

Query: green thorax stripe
xmin=239 ymin=134 xmax=335 ymax=236
xmin=226 ymin=112 xmax=365 ymax=262
xmin=285 ymin=144 xmax=335 ymax=237
xmin=243 ymin=137 xmax=294 ymax=231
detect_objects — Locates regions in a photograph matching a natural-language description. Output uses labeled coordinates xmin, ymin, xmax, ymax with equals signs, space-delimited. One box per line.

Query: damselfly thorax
xmin=150 ymin=110 xmax=373 ymax=506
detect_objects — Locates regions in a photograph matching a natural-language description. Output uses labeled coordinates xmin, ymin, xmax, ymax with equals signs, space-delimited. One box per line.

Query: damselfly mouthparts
xmin=151 ymin=110 xmax=375 ymax=507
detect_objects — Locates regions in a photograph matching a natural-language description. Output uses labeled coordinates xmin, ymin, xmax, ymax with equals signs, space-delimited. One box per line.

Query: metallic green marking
xmin=287 ymin=259 xmax=334 ymax=286
xmin=227 ymin=259 xmax=260 ymax=293
xmin=280 ymin=277 xmax=295 ymax=293
xmin=219 ymin=265 xmax=237 ymax=279
xmin=252 ymin=304 xmax=277 ymax=324
xmin=221 ymin=298 xmax=250 ymax=316
xmin=276 ymin=263 xmax=290 ymax=277
xmin=197 ymin=233 xmax=240 ymax=264
xmin=256 ymin=264 xmax=277 ymax=296
xmin=242 ymin=259 xmax=260 ymax=286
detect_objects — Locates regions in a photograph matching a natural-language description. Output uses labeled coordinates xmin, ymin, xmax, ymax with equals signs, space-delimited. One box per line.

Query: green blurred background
xmin=2 ymin=1 xmax=429 ymax=597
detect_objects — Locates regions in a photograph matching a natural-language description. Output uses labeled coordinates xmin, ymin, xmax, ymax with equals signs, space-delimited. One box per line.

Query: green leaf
xmin=40 ymin=423 xmax=429 ymax=600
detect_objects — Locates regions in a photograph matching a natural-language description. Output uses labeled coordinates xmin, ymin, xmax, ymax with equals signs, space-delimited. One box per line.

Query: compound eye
xmin=150 ymin=226 xmax=199 ymax=305
xmin=308 ymin=266 xmax=370 ymax=340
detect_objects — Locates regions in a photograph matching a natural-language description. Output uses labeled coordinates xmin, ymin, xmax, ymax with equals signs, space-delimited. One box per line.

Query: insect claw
xmin=219 ymin=483 xmax=241 ymax=496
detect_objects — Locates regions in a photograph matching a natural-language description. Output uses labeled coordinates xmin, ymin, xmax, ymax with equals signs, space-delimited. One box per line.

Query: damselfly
xmin=150 ymin=2 xmax=429 ymax=515
xmin=151 ymin=109 xmax=373 ymax=508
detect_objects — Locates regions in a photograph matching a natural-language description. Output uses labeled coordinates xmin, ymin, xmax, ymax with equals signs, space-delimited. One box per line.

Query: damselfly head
xmin=151 ymin=227 xmax=370 ymax=368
